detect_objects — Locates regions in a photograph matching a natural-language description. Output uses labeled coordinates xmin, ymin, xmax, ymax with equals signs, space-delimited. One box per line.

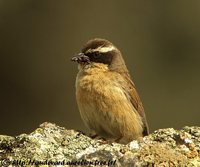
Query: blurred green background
xmin=0 ymin=0 xmax=199 ymax=136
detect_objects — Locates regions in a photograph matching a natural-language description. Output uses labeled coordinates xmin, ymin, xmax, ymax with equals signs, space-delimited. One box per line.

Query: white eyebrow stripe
xmin=86 ymin=46 xmax=115 ymax=53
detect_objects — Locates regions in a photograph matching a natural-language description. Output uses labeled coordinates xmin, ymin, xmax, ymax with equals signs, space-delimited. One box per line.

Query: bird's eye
xmin=93 ymin=52 xmax=101 ymax=58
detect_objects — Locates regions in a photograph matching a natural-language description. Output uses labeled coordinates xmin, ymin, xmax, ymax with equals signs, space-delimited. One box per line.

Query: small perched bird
xmin=71 ymin=38 xmax=149 ymax=144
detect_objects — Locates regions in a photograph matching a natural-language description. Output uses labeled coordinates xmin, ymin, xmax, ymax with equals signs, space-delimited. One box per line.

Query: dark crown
xmin=82 ymin=38 xmax=117 ymax=65
xmin=82 ymin=38 xmax=113 ymax=53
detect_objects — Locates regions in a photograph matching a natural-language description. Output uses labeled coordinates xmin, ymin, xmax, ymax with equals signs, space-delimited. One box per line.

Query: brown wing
xmin=122 ymin=72 xmax=149 ymax=136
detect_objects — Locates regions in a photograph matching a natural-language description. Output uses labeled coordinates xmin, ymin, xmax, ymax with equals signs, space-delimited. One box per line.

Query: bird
xmin=71 ymin=38 xmax=149 ymax=144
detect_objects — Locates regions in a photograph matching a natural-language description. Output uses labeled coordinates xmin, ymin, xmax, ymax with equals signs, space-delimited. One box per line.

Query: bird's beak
xmin=71 ymin=53 xmax=90 ymax=64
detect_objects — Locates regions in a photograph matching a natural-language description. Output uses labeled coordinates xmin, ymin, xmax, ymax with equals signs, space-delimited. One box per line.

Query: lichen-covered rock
xmin=0 ymin=122 xmax=199 ymax=167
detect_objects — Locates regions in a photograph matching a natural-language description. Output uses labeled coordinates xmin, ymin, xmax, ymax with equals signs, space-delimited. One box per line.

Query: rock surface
xmin=0 ymin=122 xmax=200 ymax=167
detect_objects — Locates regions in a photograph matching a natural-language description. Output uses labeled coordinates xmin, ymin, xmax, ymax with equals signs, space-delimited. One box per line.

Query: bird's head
xmin=71 ymin=38 xmax=128 ymax=73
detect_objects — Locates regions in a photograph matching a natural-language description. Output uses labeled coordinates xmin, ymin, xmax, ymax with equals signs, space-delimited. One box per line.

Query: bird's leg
xmin=89 ymin=131 xmax=99 ymax=138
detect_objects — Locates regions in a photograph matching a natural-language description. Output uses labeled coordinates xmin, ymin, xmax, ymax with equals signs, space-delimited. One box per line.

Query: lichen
xmin=0 ymin=122 xmax=200 ymax=167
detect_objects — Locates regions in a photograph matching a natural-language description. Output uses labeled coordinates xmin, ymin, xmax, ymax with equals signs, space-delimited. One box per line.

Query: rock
xmin=0 ymin=122 xmax=200 ymax=167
